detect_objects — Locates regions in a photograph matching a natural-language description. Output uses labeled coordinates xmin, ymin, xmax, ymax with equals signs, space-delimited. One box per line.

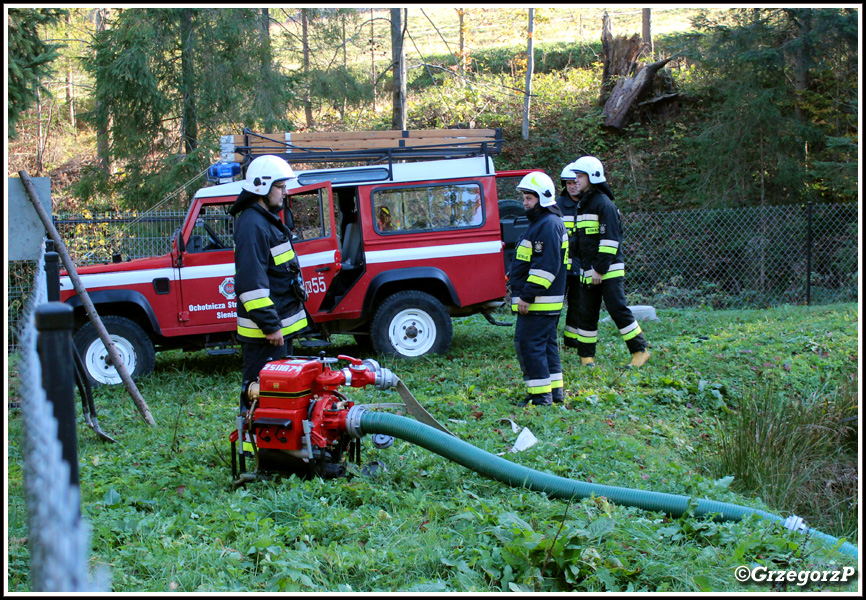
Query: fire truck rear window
xmin=373 ymin=183 xmax=483 ymax=233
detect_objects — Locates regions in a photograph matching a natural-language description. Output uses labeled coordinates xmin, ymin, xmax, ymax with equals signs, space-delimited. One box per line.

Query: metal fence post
xmin=35 ymin=302 xmax=80 ymax=490
xmin=45 ymin=240 xmax=61 ymax=303
xmin=805 ymin=201 xmax=813 ymax=306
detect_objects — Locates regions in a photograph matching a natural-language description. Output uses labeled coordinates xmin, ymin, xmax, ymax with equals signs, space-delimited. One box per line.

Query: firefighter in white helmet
xmin=510 ymin=171 xmax=570 ymax=406
xmin=556 ymin=161 xmax=583 ymax=353
xmin=230 ymin=155 xmax=309 ymax=406
xmin=569 ymin=156 xmax=650 ymax=369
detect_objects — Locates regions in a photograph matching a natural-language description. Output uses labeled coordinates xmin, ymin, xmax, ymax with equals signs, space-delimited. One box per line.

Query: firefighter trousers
xmin=562 ymin=274 xmax=582 ymax=348
xmin=576 ymin=277 xmax=647 ymax=358
xmin=514 ymin=312 xmax=563 ymax=404
xmin=241 ymin=338 xmax=292 ymax=384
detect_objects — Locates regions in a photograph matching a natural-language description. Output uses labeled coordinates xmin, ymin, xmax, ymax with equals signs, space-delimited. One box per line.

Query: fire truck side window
xmin=190 ymin=205 xmax=234 ymax=252
xmin=373 ymin=182 xmax=483 ymax=233
xmin=288 ymin=189 xmax=331 ymax=241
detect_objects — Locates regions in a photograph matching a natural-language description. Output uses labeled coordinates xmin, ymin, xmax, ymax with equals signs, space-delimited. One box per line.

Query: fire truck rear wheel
xmin=73 ymin=316 xmax=156 ymax=387
xmin=370 ymin=291 xmax=452 ymax=358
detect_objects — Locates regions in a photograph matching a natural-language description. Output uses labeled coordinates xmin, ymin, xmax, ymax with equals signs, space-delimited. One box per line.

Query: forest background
xmin=6 ymin=6 xmax=860 ymax=215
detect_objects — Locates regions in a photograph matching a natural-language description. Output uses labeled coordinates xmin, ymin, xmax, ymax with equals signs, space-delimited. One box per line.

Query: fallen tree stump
xmin=601 ymin=57 xmax=675 ymax=131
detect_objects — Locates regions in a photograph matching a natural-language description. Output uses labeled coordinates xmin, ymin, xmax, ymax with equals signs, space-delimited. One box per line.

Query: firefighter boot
xmin=580 ymin=356 xmax=596 ymax=368
xmin=627 ymin=350 xmax=651 ymax=369
xmin=518 ymin=392 xmax=554 ymax=408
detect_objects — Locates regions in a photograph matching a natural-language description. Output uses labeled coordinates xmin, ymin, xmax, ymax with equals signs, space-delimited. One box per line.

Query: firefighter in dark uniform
xmin=555 ymin=161 xmax=584 ymax=353
xmin=230 ymin=155 xmax=309 ymax=405
xmin=510 ymin=171 xmax=570 ymax=406
xmin=570 ymin=156 xmax=650 ymax=368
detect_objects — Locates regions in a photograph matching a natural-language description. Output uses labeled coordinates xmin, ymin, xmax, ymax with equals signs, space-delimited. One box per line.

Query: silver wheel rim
xmin=83 ymin=334 xmax=137 ymax=384
xmin=387 ymin=308 xmax=437 ymax=357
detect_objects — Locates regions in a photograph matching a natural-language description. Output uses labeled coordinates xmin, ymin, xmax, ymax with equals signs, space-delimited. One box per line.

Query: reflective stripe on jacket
xmin=233 ymin=203 xmax=307 ymax=343
xmin=509 ymin=208 xmax=569 ymax=315
xmin=574 ymin=188 xmax=626 ymax=279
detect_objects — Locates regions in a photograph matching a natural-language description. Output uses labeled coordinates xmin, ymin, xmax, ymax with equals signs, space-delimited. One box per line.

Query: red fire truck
xmin=60 ymin=129 xmax=534 ymax=385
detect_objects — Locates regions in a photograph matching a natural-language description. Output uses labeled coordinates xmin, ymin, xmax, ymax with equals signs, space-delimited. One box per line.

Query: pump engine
xmin=229 ymin=354 xmax=398 ymax=485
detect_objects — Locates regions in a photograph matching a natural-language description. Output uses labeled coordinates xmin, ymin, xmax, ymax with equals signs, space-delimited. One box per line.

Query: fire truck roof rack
xmin=221 ymin=128 xmax=503 ymax=168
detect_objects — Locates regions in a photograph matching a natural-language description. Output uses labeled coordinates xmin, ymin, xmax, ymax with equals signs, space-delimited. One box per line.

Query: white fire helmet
xmin=570 ymin=156 xmax=606 ymax=184
xmin=560 ymin=162 xmax=578 ymax=181
xmin=516 ymin=171 xmax=556 ymax=207
xmin=242 ymin=155 xmax=296 ymax=196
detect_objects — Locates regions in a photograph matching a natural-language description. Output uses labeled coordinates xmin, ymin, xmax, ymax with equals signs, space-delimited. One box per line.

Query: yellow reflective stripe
xmin=564 ymin=327 xmax=580 ymax=339
xmin=526 ymin=275 xmax=551 ymax=288
xmin=244 ymin=297 xmax=274 ymax=311
xmin=280 ymin=310 xmax=309 ymax=336
xmin=511 ymin=302 xmax=564 ymax=312
xmin=598 ymin=245 xmax=618 ymax=255
xmin=602 ymin=269 xmax=624 ymax=279
xmin=525 ymin=379 xmax=552 ymax=394
xmin=577 ymin=328 xmax=597 ymax=343
xmin=238 ymin=324 xmax=267 ymax=338
xmin=621 ymin=323 xmax=642 ymax=341
xmin=528 ymin=302 xmax=563 ymax=311
xmin=273 ymin=249 xmax=296 ymax=266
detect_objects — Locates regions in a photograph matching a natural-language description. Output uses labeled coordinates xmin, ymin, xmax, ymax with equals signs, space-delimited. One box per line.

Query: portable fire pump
xmin=223 ymin=357 xmax=860 ymax=560
xmin=229 ymin=353 xmax=444 ymax=485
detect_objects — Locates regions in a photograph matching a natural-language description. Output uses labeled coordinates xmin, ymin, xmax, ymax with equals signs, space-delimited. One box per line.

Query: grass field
xmin=6 ymin=302 xmax=859 ymax=592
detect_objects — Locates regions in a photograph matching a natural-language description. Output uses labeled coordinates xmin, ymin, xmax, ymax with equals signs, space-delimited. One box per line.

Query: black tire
xmin=498 ymin=198 xmax=525 ymax=219
xmin=73 ymin=316 xmax=156 ymax=387
xmin=370 ymin=291 xmax=452 ymax=358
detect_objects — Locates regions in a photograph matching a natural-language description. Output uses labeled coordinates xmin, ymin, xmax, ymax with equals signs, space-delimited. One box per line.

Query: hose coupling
xmin=361 ymin=358 xmax=399 ymax=390
xmin=345 ymin=405 xmax=366 ymax=439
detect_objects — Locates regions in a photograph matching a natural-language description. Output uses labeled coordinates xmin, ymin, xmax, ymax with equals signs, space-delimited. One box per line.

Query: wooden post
xmin=390 ymin=8 xmax=407 ymax=130
xmin=522 ymin=8 xmax=535 ymax=141
xmin=18 ymin=170 xmax=156 ymax=426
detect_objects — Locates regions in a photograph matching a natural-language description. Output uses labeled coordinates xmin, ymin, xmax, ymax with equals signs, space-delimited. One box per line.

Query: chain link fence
xmin=6 ymin=202 xmax=858 ymax=353
xmin=8 ymin=240 xmax=109 ymax=592
xmin=624 ymin=202 xmax=858 ymax=309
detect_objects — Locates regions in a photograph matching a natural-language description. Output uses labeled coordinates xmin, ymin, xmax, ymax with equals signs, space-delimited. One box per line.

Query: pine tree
xmin=8 ymin=8 xmax=67 ymax=137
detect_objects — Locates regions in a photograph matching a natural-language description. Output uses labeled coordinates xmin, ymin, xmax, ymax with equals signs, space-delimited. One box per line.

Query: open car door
xmin=285 ymin=181 xmax=339 ymax=316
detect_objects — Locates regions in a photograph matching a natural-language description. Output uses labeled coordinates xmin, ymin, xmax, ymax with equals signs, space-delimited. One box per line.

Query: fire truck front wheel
xmin=371 ymin=291 xmax=453 ymax=358
xmin=73 ymin=316 xmax=156 ymax=387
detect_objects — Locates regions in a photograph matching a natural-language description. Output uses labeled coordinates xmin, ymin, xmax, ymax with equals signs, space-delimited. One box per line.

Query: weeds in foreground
xmin=6 ymin=304 xmax=859 ymax=592
xmin=713 ymin=374 xmax=859 ymax=539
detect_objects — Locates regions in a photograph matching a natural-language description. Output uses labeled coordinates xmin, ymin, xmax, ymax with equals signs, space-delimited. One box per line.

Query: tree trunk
xmin=390 ymin=8 xmax=407 ymax=130
xmin=180 ymin=9 xmax=197 ymax=154
xmin=301 ymin=9 xmax=314 ymax=128
xmin=642 ymin=8 xmax=653 ymax=59
xmin=599 ymin=12 xmax=613 ymax=105
xmin=522 ymin=8 xmax=535 ymax=140
xmin=601 ymin=57 xmax=673 ymax=130
xmin=457 ymin=8 xmax=467 ymax=75
xmin=36 ymin=88 xmax=44 ymax=174
xmin=65 ymin=12 xmax=75 ymax=131
xmin=791 ymin=8 xmax=812 ymax=124
xmin=341 ymin=12 xmax=347 ymax=119
xmin=95 ymin=8 xmax=112 ymax=174
xmin=370 ymin=8 xmax=376 ymax=114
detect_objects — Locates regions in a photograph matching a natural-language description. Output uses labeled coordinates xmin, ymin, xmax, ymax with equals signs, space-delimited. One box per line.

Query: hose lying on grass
xmin=347 ymin=408 xmax=858 ymax=560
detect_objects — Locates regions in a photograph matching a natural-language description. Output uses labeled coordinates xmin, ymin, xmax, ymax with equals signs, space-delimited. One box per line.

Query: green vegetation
xmin=7 ymin=8 xmax=858 ymax=212
xmin=6 ymin=303 xmax=859 ymax=592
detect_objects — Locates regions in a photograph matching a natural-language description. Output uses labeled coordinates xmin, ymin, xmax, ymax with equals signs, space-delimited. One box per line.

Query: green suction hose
xmin=348 ymin=408 xmax=858 ymax=560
